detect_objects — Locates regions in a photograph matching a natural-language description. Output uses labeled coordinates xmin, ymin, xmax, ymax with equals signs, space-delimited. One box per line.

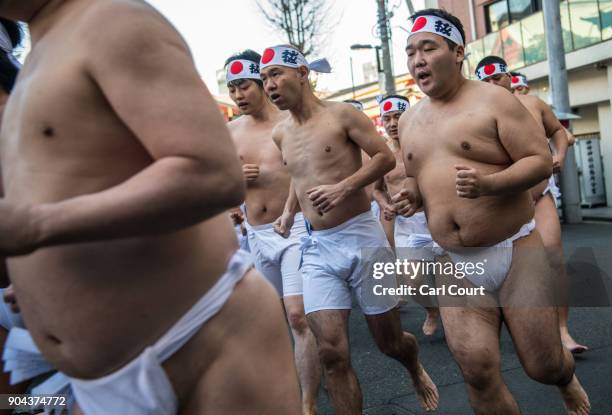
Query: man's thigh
xmin=306 ymin=309 xmax=351 ymax=349
xmin=164 ymin=269 xmax=301 ymax=414
xmin=500 ymin=232 xmax=564 ymax=368
xmin=534 ymin=194 xmax=562 ymax=249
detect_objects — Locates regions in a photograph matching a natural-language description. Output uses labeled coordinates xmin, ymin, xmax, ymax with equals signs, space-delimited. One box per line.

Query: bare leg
xmin=501 ymin=230 xmax=590 ymax=415
xmin=307 ymin=309 xmax=361 ymax=415
xmin=534 ymin=194 xmax=587 ymax=354
xmin=284 ymin=295 xmax=321 ymax=415
xmin=365 ymin=309 xmax=438 ymax=411
xmin=435 ymin=266 xmax=520 ymax=415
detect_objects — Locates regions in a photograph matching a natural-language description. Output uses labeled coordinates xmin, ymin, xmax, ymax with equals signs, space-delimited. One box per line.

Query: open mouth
xmin=270 ymin=93 xmax=281 ymax=102
xmin=417 ymin=71 xmax=432 ymax=82
xmin=238 ymin=103 xmax=249 ymax=110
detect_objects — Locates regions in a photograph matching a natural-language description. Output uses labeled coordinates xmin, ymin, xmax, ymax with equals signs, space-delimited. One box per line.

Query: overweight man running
xmin=394 ymin=8 xmax=589 ymax=414
xmin=260 ymin=44 xmax=439 ymax=414
xmin=477 ymin=56 xmax=587 ymax=354
xmin=225 ymin=49 xmax=320 ymax=414
xmin=0 ymin=1 xmax=300 ymax=414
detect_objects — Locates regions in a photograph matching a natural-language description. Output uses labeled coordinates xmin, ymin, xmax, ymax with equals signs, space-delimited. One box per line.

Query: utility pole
xmin=376 ymin=0 xmax=396 ymax=94
xmin=543 ymin=0 xmax=582 ymax=223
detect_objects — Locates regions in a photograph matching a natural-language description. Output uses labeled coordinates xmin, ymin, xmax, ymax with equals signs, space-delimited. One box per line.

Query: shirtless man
xmin=0 ymin=1 xmax=300 ymax=414
xmin=225 ymin=49 xmax=320 ymax=414
xmin=394 ymin=9 xmax=589 ymax=414
xmin=373 ymin=95 xmax=439 ymax=335
xmin=261 ymin=44 xmax=439 ymax=414
xmin=477 ymin=56 xmax=587 ymax=354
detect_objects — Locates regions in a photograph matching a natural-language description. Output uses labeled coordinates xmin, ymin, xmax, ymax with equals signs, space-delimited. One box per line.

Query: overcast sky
xmin=145 ymin=0 xmax=425 ymax=95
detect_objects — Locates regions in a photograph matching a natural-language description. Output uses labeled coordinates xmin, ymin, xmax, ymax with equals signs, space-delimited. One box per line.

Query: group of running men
xmin=0 ymin=1 xmax=592 ymax=414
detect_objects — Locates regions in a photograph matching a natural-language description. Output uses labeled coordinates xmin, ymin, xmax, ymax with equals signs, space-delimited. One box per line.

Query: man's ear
xmin=455 ymin=45 xmax=465 ymax=65
xmin=297 ymin=65 xmax=309 ymax=83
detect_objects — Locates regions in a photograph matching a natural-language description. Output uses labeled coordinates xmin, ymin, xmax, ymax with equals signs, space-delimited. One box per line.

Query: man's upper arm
xmin=495 ymin=92 xmax=549 ymax=161
xmin=534 ymin=98 xmax=563 ymax=139
xmin=86 ymin=5 xmax=238 ymax=168
xmin=341 ymin=104 xmax=390 ymax=158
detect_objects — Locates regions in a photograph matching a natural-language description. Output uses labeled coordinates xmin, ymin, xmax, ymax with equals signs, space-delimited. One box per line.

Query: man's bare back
xmin=274 ymin=101 xmax=387 ymax=230
xmin=0 ymin=0 xmax=285 ymax=390
xmin=400 ymin=81 xmax=547 ymax=249
xmin=229 ymin=111 xmax=290 ymax=225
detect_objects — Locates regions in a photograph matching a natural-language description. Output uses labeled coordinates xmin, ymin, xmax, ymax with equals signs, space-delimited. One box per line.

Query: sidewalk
xmin=316 ymin=222 xmax=612 ymax=415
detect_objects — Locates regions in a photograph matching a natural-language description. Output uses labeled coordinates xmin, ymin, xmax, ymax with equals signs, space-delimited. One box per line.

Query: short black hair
xmin=0 ymin=19 xmax=23 ymax=94
xmin=409 ymin=8 xmax=465 ymax=50
xmin=224 ymin=49 xmax=263 ymax=88
xmin=475 ymin=55 xmax=507 ymax=72
xmin=511 ymin=71 xmax=526 ymax=78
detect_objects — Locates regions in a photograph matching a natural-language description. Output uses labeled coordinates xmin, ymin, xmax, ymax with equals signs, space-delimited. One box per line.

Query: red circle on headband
xmin=412 ymin=16 xmax=427 ymax=32
xmin=262 ymin=48 xmax=275 ymax=64
xmin=511 ymin=76 xmax=519 ymax=83
xmin=230 ymin=61 xmax=244 ymax=75
xmin=383 ymin=101 xmax=393 ymax=111
xmin=484 ymin=64 xmax=496 ymax=75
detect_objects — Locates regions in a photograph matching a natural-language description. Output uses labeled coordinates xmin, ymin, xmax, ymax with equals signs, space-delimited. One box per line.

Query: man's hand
xmin=0 ymin=200 xmax=39 ymax=257
xmin=391 ymin=189 xmax=421 ymax=217
xmin=229 ymin=209 xmax=244 ymax=226
xmin=3 ymin=284 xmax=19 ymax=314
xmin=379 ymin=200 xmax=396 ymax=221
xmin=552 ymin=155 xmax=565 ymax=174
xmin=455 ymin=165 xmax=493 ymax=199
xmin=243 ymin=164 xmax=260 ymax=183
xmin=306 ymin=184 xmax=349 ymax=214
xmin=273 ymin=211 xmax=295 ymax=238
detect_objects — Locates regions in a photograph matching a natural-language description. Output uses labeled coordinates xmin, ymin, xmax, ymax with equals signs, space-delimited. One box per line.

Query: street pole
xmin=543 ymin=0 xmax=582 ymax=223
xmin=350 ymin=56 xmax=356 ymax=98
xmin=376 ymin=0 xmax=396 ymax=94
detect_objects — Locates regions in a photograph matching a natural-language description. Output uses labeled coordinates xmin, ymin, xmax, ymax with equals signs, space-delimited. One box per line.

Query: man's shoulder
xmin=81 ymin=0 xmax=185 ymax=58
xmin=517 ymin=93 xmax=545 ymax=109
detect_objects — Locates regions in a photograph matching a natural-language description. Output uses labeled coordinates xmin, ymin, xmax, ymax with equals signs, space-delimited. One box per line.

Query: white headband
xmin=379 ymin=97 xmax=409 ymax=116
xmin=408 ymin=15 xmax=464 ymax=47
xmin=346 ymin=100 xmax=364 ymax=111
xmin=476 ymin=62 xmax=508 ymax=80
xmin=226 ymin=59 xmax=260 ymax=83
xmin=260 ymin=46 xmax=332 ymax=73
xmin=511 ymin=74 xmax=528 ymax=89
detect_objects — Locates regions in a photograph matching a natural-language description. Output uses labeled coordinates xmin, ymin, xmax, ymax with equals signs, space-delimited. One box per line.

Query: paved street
xmin=316 ymin=222 xmax=612 ymax=414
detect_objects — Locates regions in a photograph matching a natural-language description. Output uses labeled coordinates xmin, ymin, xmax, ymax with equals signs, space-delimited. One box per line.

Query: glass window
xmin=501 ymin=21 xmax=525 ymax=69
xmin=486 ymin=1 xmax=510 ymax=32
xmin=509 ymin=0 xmax=535 ymax=21
xmin=568 ymin=0 xmax=602 ymax=49
xmin=600 ymin=0 xmax=612 ymax=40
xmin=521 ymin=11 xmax=547 ymax=65
xmin=483 ymin=31 xmax=504 ymax=58
xmin=465 ymin=39 xmax=485 ymax=78
xmin=560 ymin=1 xmax=575 ymax=51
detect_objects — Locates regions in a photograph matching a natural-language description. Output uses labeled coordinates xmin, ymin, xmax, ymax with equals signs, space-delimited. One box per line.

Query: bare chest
xmin=233 ymin=125 xmax=283 ymax=168
xmin=402 ymin=109 xmax=511 ymax=170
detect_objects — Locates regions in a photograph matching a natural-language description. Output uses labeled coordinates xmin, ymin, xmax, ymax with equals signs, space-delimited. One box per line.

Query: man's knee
xmin=286 ymin=308 xmax=309 ymax=334
xmin=523 ymin=351 xmax=573 ymax=385
xmin=454 ymin=348 xmax=500 ymax=391
xmin=318 ymin=342 xmax=350 ymax=374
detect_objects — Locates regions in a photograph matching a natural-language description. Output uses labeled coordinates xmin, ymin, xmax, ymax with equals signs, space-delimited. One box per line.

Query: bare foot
xmin=422 ymin=308 xmax=439 ymax=336
xmin=559 ymin=375 xmax=590 ymax=415
xmin=561 ymin=328 xmax=588 ymax=354
xmin=412 ymin=364 xmax=439 ymax=412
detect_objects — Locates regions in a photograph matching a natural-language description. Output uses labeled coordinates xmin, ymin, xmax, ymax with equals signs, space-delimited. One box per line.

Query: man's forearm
xmin=31 ymin=157 xmax=244 ymax=248
xmin=486 ymin=155 xmax=552 ymax=195
xmin=550 ymin=128 xmax=569 ymax=160
xmin=341 ymin=153 xmax=394 ymax=195
xmin=283 ymin=180 xmax=300 ymax=215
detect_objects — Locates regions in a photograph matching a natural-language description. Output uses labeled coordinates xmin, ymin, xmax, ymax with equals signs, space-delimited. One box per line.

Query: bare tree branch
xmin=255 ymin=0 xmax=336 ymax=57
